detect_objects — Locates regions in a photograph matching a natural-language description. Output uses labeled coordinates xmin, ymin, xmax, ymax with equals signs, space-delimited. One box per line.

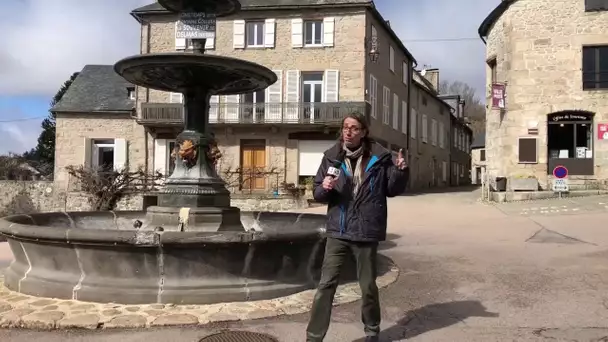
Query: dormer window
xmin=127 ymin=87 xmax=135 ymax=100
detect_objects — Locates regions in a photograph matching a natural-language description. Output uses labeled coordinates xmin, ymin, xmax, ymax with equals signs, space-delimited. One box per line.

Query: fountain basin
xmin=158 ymin=0 xmax=241 ymax=15
xmin=114 ymin=53 xmax=277 ymax=95
xmin=0 ymin=211 xmax=348 ymax=305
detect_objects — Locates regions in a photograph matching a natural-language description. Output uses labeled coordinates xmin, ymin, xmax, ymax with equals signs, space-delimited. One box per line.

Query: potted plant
xmin=509 ymin=174 xmax=538 ymax=191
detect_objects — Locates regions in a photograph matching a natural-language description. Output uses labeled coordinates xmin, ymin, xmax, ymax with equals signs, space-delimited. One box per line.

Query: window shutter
xmin=431 ymin=119 xmax=437 ymax=146
xmin=113 ymin=138 xmax=128 ymax=171
xmin=154 ymin=139 xmax=168 ymax=176
xmin=265 ymin=70 xmax=283 ymax=122
xmin=222 ymin=95 xmax=240 ymax=122
xmin=291 ymin=18 xmax=303 ymax=47
xmin=401 ymin=100 xmax=407 ymax=134
xmin=285 ymin=70 xmax=300 ymax=121
xmin=84 ymin=138 xmax=92 ymax=167
xmin=369 ymin=74 xmax=377 ymax=118
xmin=439 ymin=122 xmax=444 ymax=148
xmin=392 ymin=93 xmax=399 ymax=129
xmin=442 ymin=161 xmax=447 ymax=182
xmin=422 ymin=114 xmax=428 ymax=143
xmin=410 ymin=108 xmax=417 ymax=138
xmin=264 ymin=19 xmax=276 ymax=48
xmin=205 ymin=38 xmax=215 ymax=49
xmin=389 ymin=46 xmax=395 ymax=72
xmin=322 ymin=17 xmax=335 ymax=47
xmin=323 ymin=69 xmax=339 ymax=103
xmin=175 ymin=22 xmax=186 ymax=50
xmin=209 ymin=95 xmax=219 ymax=123
xmin=169 ymin=92 xmax=183 ymax=103
xmin=518 ymin=137 xmax=538 ymax=163
xmin=233 ymin=20 xmax=245 ymax=49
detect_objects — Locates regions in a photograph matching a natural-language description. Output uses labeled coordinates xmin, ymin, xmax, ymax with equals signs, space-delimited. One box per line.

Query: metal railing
xmin=139 ymin=102 xmax=368 ymax=125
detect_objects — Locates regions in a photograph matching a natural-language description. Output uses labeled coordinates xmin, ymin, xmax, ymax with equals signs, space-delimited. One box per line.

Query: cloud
xmin=377 ymin=0 xmax=500 ymax=99
xmin=0 ymin=0 xmax=151 ymax=97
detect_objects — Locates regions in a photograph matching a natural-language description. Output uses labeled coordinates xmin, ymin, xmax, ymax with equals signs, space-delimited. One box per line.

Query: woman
xmin=306 ymin=112 xmax=409 ymax=342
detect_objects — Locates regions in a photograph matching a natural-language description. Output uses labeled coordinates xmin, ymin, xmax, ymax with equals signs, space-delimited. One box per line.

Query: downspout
xmin=406 ymin=60 xmax=413 ymax=164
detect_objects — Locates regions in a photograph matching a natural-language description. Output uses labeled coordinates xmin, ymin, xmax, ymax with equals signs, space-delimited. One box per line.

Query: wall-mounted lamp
xmin=366 ymin=36 xmax=380 ymax=63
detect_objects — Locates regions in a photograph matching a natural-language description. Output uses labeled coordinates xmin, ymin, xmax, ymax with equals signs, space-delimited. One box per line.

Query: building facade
xmin=479 ymin=0 xmax=608 ymax=189
xmin=471 ymin=132 xmax=486 ymax=185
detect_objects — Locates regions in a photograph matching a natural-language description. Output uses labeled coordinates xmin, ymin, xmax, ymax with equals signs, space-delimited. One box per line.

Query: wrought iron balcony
xmin=138 ymin=102 xmax=369 ymax=126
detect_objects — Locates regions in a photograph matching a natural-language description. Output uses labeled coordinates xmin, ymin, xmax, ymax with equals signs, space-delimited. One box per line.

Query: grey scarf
xmin=343 ymin=143 xmax=364 ymax=195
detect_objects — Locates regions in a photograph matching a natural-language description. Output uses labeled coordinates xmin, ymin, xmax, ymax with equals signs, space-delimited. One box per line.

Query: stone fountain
xmin=0 ymin=0 xmax=356 ymax=305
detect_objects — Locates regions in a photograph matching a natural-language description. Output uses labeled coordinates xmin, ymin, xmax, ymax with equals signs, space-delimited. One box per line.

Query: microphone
xmin=327 ymin=150 xmax=346 ymax=179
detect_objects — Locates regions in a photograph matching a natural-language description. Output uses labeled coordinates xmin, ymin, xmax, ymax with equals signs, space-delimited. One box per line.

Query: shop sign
xmin=598 ymin=123 xmax=608 ymax=140
xmin=491 ymin=83 xmax=505 ymax=109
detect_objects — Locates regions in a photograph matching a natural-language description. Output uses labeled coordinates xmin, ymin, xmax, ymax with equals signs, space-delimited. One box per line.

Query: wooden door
xmin=241 ymin=140 xmax=266 ymax=191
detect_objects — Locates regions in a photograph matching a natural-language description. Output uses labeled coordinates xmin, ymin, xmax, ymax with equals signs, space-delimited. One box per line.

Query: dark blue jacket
xmin=313 ymin=142 xmax=409 ymax=242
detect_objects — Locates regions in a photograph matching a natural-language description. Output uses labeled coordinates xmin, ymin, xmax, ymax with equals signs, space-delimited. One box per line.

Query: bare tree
xmin=439 ymin=80 xmax=486 ymax=134
xmin=65 ymin=165 xmax=162 ymax=211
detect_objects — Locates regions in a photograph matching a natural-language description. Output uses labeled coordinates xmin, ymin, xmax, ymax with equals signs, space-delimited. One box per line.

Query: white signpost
xmin=176 ymin=12 xmax=216 ymax=39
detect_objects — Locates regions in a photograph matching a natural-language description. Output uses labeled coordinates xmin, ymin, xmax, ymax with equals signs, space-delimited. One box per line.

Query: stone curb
xmin=0 ymin=259 xmax=398 ymax=330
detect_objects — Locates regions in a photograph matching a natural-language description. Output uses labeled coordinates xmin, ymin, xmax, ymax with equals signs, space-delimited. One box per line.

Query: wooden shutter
xmin=233 ymin=20 xmax=245 ymax=48
xmin=265 ymin=70 xmax=283 ymax=122
xmin=518 ymin=137 xmax=538 ymax=163
xmin=209 ymin=95 xmax=219 ymax=123
xmin=285 ymin=70 xmax=300 ymax=122
xmin=154 ymin=139 xmax=168 ymax=176
xmin=264 ymin=19 xmax=276 ymax=48
xmin=323 ymin=70 xmax=339 ymax=102
xmin=291 ymin=18 xmax=303 ymax=47
xmin=113 ymin=138 xmax=128 ymax=171
xmin=322 ymin=17 xmax=335 ymax=47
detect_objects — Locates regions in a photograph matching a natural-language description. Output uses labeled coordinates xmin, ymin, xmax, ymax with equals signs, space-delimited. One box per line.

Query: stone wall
xmin=0 ymin=181 xmax=309 ymax=216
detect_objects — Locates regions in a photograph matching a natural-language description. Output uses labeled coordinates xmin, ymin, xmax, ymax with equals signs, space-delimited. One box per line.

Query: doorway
xmin=302 ymin=72 xmax=323 ymax=123
xmin=240 ymin=139 xmax=266 ymax=191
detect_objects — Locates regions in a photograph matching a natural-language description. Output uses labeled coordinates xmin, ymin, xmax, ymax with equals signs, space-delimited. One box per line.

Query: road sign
xmin=552 ymin=178 xmax=569 ymax=193
xmin=552 ymin=165 xmax=568 ymax=179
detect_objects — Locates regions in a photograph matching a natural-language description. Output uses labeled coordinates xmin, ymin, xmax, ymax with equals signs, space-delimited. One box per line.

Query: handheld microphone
xmin=327 ymin=151 xmax=346 ymax=179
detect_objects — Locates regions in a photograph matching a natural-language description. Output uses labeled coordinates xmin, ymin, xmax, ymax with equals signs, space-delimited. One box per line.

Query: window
xmin=518 ymin=137 xmax=538 ymax=164
xmin=392 ymin=93 xmax=399 ymax=129
xmin=480 ymin=149 xmax=486 ymax=161
xmin=421 ymin=114 xmax=428 ymax=143
xmin=91 ymin=139 xmax=114 ymax=171
xmin=246 ymin=21 xmax=265 ymax=47
xmin=431 ymin=119 xmax=437 ymax=146
xmin=242 ymin=89 xmax=266 ymax=122
xmin=402 ymin=61 xmax=409 ymax=84
xmin=487 ymin=58 xmax=497 ymax=84
xmin=410 ymin=107 xmax=417 ymax=138
xmin=585 ymin=0 xmax=608 ymax=11
xmin=382 ymin=86 xmax=390 ymax=124
xmin=547 ymin=111 xmax=594 ymax=175
xmin=304 ymin=20 xmax=323 ymax=46
xmin=439 ymin=122 xmax=445 ymax=148
xmin=369 ymin=74 xmax=378 ymax=118
xmin=583 ymin=45 xmax=608 ymax=90
xmin=389 ymin=46 xmax=395 ymax=72
xmin=128 ymin=88 xmax=135 ymax=100
xmin=302 ymin=72 xmax=324 ymax=122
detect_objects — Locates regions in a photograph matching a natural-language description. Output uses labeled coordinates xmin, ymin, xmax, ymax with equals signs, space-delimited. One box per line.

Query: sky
xmin=0 ymin=0 xmax=499 ymax=155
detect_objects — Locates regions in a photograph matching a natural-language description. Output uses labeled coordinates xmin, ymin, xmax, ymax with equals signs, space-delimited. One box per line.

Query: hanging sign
xmin=491 ymin=83 xmax=505 ymax=109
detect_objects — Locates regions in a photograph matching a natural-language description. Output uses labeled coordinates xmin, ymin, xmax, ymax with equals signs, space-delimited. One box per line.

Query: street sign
xmin=552 ymin=178 xmax=569 ymax=193
xmin=552 ymin=165 xmax=568 ymax=179
xmin=176 ymin=12 xmax=216 ymax=39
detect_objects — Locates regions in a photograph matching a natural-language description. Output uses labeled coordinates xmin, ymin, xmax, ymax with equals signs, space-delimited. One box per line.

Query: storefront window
xmin=546 ymin=111 xmax=594 ymax=175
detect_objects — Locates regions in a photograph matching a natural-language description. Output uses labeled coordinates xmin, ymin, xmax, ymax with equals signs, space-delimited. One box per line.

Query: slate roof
xmin=51 ymin=65 xmax=135 ymax=114
xmin=471 ymin=132 xmax=486 ymax=149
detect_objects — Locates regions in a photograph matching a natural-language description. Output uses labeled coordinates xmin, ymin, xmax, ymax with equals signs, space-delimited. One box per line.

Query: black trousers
xmin=306 ymin=237 xmax=381 ymax=341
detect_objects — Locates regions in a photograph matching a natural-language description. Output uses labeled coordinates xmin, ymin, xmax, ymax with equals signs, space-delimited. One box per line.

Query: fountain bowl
xmin=158 ymin=0 xmax=241 ymax=16
xmin=114 ymin=53 xmax=277 ymax=95
xmin=0 ymin=210 xmax=349 ymax=305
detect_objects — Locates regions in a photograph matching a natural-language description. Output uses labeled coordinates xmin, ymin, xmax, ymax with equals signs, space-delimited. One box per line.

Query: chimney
xmin=385 ymin=20 xmax=390 ymax=27
xmin=422 ymin=68 xmax=439 ymax=92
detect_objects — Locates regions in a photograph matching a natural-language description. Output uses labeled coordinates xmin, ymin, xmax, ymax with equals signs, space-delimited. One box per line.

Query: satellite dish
xmin=420 ymin=69 xmax=427 ymax=76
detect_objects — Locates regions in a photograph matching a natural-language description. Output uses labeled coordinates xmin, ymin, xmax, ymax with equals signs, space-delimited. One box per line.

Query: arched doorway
xmin=547 ymin=110 xmax=594 ymax=175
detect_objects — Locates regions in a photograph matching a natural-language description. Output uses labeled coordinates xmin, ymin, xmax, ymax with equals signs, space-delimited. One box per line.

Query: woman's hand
xmin=395 ymin=149 xmax=407 ymax=170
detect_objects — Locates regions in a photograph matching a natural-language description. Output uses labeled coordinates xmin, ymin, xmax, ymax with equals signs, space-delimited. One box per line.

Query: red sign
xmin=491 ymin=83 xmax=506 ymax=109
xmin=598 ymin=123 xmax=608 ymax=140
xmin=553 ymin=165 xmax=568 ymax=179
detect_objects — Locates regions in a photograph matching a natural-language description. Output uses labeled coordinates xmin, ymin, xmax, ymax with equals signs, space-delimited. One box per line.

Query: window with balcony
xmin=585 ymin=0 xmax=608 ymax=11
xmin=304 ymin=20 xmax=323 ymax=46
xmin=242 ymin=90 xmax=266 ymax=123
xmin=302 ymin=72 xmax=324 ymax=122
xmin=246 ymin=21 xmax=265 ymax=47
xmin=583 ymin=45 xmax=608 ymax=90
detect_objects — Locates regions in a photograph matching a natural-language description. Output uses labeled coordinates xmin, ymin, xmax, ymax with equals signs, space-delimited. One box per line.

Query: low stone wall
xmin=0 ymin=181 xmax=309 ymax=216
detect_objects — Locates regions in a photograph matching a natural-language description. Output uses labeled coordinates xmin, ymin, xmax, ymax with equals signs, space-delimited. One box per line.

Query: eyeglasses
xmin=342 ymin=126 xmax=362 ymax=134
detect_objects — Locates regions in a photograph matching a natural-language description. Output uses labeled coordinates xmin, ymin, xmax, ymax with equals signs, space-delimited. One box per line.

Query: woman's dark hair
xmin=339 ymin=112 xmax=374 ymax=161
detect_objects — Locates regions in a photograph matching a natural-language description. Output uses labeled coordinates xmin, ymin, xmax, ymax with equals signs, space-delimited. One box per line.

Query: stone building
xmin=479 ymin=0 xmax=608 ymax=190
xmin=471 ymin=132 xmax=486 ymax=185
xmin=50 ymin=0 xmax=467 ymax=195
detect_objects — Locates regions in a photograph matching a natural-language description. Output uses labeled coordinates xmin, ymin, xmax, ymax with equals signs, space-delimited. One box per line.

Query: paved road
xmin=4 ymin=189 xmax=608 ymax=341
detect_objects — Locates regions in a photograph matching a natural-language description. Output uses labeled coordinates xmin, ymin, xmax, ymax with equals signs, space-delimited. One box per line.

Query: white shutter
xmin=410 ymin=108 xmax=417 ymax=138
xmin=113 ymin=138 xmax=128 ymax=171
xmin=323 ymin=70 xmax=339 ymax=103
xmin=170 ymin=92 xmax=183 ymax=103
xmin=209 ymin=95 xmax=219 ymax=123
xmin=233 ymin=20 xmax=245 ymax=48
xmin=382 ymin=86 xmax=390 ymax=124
xmin=175 ymin=22 xmax=186 ymax=50
xmin=291 ymin=18 xmax=303 ymax=47
xmin=369 ymin=74 xmax=377 ymax=118
xmin=264 ymin=19 xmax=276 ymax=48
xmin=392 ymin=93 xmax=399 ymax=129
xmin=223 ymin=95 xmax=240 ymax=122
xmin=322 ymin=17 xmax=335 ymax=47
xmin=389 ymin=46 xmax=395 ymax=72
xmin=422 ymin=114 xmax=428 ymax=143
xmin=84 ymin=138 xmax=92 ymax=167
xmin=285 ymin=70 xmax=300 ymax=122
xmin=401 ymin=100 xmax=407 ymax=134
xmin=205 ymin=38 xmax=215 ymax=49
xmin=154 ymin=139 xmax=168 ymax=176
xmin=265 ymin=70 xmax=283 ymax=122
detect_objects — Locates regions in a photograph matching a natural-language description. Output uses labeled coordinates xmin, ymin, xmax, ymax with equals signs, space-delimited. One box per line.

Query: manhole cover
xmin=199 ymin=331 xmax=279 ymax=342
